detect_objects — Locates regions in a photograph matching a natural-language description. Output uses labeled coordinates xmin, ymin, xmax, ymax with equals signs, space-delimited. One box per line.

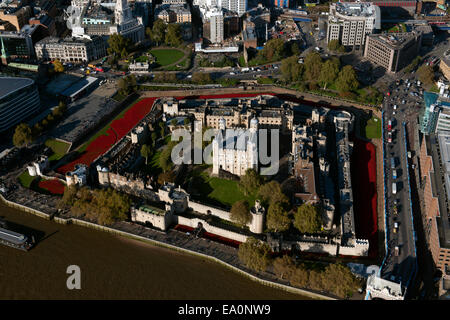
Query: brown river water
xmin=0 ymin=202 xmax=311 ymax=300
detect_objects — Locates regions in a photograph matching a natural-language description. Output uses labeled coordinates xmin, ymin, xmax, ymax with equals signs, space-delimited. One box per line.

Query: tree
xmin=61 ymin=187 xmax=130 ymax=226
xmin=238 ymin=237 xmax=272 ymax=272
xmin=159 ymin=141 xmax=176 ymax=172
xmin=238 ymin=168 xmax=262 ymax=196
xmin=141 ymin=144 xmax=152 ymax=165
xmin=319 ymin=58 xmax=340 ymax=89
xmin=258 ymin=181 xmax=289 ymax=207
xmin=33 ymin=123 xmax=43 ymax=136
xmin=230 ymin=200 xmax=252 ymax=227
xmin=157 ymin=170 xmax=176 ymax=185
xmin=280 ymin=56 xmax=305 ymax=83
xmin=273 ymin=255 xmax=296 ymax=280
xmin=118 ymin=74 xmax=137 ymax=95
xmin=266 ymin=201 xmax=291 ymax=232
xmin=290 ymin=41 xmax=301 ymax=56
xmin=417 ymin=64 xmax=435 ymax=87
xmin=335 ymin=65 xmax=359 ymax=93
xmin=154 ymin=72 xmax=177 ymax=83
xmin=192 ymin=72 xmax=212 ymax=85
xmin=304 ymin=52 xmax=323 ymax=82
xmin=12 ymin=123 xmax=33 ymax=147
xmin=151 ymin=131 xmax=158 ymax=147
xmin=322 ymin=263 xmax=361 ymax=298
xmin=290 ymin=265 xmax=310 ymax=288
xmin=165 ymin=23 xmax=183 ymax=47
xmin=107 ymin=33 xmax=131 ymax=58
xmin=293 ymin=203 xmax=323 ymax=233
xmin=53 ymin=59 xmax=64 ymax=73
xmin=327 ymin=40 xmax=346 ymax=53
xmin=260 ymin=38 xmax=286 ymax=62
xmin=150 ymin=19 xmax=167 ymax=46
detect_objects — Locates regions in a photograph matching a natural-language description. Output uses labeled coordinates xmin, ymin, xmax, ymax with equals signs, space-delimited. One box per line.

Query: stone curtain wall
xmin=175 ymin=215 xmax=248 ymax=243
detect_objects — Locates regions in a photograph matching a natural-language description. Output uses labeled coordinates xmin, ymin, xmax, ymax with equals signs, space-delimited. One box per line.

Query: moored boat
xmin=0 ymin=226 xmax=34 ymax=251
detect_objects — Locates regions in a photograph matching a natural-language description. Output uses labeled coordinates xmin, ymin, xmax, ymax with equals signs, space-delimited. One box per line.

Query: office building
xmin=364 ymin=31 xmax=422 ymax=73
xmin=35 ymin=36 xmax=106 ymax=63
xmin=327 ymin=2 xmax=380 ymax=48
xmin=419 ymin=133 xmax=450 ymax=296
xmin=441 ymin=50 xmax=450 ymax=82
xmin=209 ymin=7 xmax=224 ymax=44
xmin=0 ymin=6 xmax=33 ymax=31
xmin=0 ymin=30 xmax=35 ymax=62
xmin=0 ymin=77 xmax=40 ymax=132
xmin=420 ymin=92 xmax=450 ymax=134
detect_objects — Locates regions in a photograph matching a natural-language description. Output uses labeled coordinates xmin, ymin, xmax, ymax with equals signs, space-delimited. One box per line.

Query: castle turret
xmin=249 ymin=199 xmax=265 ymax=234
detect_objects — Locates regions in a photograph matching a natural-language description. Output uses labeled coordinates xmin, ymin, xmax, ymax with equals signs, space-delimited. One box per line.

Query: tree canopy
xmin=293 ymin=203 xmax=323 ymax=233
xmin=280 ymin=56 xmax=305 ymax=83
xmin=13 ymin=123 xmax=33 ymax=147
xmin=141 ymin=144 xmax=152 ymax=165
xmin=304 ymin=52 xmax=323 ymax=82
xmin=238 ymin=168 xmax=262 ymax=196
xmin=335 ymin=65 xmax=359 ymax=93
xmin=53 ymin=59 xmax=64 ymax=73
xmin=148 ymin=19 xmax=167 ymax=46
xmin=60 ymin=186 xmax=130 ymax=226
xmin=319 ymin=58 xmax=340 ymax=89
xmin=238 ymin=237 xmax=272 ymax=272
xmin=107 ymin=33 xmax=131 ymax=58
xmin=165 ymin=23 xmax=183 ymax=47
xmin=230 ymin=199 xmax=252 ymax=227
xmin=118 ymin=74 xmax=137 ymax=96
xmin=327 ymin=39 xmax=346 ymax=53
xmin=266 ymin=201 xmax=291 ymax=232
xmin=417 ymin=64 xmax=435 ymax=87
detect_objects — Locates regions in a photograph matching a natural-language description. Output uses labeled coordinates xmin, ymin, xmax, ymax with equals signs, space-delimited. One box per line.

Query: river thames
xmin=0 ymin=202 xmax=312 ymax=300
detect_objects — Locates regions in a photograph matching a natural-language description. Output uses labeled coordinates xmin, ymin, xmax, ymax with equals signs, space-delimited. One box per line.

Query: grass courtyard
xmin=45 ymin=139 xmax=71 ymax=161
xmin=365 ymin=116 xmax=382 ymax=139
xmin=149 ymin=48 xmax=185 ymax=67
xmin=188 ymin=165 xmax=257 ymax=208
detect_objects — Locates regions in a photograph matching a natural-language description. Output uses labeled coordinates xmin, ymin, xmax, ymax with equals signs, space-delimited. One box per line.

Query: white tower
xmin=219 ymin=117 xmax=226 ymax=130
xmin=250 ymin=117 xmax=258 ymax=132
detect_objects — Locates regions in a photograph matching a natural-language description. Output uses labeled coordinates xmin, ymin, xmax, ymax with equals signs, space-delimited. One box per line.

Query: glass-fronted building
xmin=0 ymin=77 xmax=40 ymax=132
xmin=420 ymin=91 xmax=450 ymax=134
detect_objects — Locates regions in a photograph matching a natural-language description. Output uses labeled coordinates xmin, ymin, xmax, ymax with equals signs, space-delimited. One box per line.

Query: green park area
xmin=45 ymin=139 xmax=71 ymax=161
xmin=365 ymin=116 xmax=382 ymax=139
xmin=149 ymin=48 xmax=185 ymax=67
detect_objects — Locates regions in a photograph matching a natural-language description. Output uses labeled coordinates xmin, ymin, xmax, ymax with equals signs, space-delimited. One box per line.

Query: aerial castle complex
xmin=91 ymin=95 xmax=368 ymax=257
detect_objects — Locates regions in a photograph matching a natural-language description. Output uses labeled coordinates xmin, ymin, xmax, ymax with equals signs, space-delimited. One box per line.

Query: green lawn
xmin=149 ymin=48 xmax=185 ymax=67
xmin=18 ymin=171 xmax=35 ymax=188
xmin=365 ymin=116 xmax=382 ymax=139
xmin=189 ymin=166 xmax=256 ymax=208
xmin=45 ymin=139 xmax=71 ymax=161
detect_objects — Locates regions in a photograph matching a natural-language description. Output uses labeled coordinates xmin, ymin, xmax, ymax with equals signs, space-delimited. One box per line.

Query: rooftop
xmin=0 ymin=77 xmax=34 ymax=100
xmin=333 ymin=2 xmax=378 ymax=17
xmin=369 ymin=31 xmax=421 ymax=49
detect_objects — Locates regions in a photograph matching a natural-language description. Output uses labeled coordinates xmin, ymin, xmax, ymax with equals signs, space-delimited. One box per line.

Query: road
xmin=380 ymin=76 xmax=419 ymax=294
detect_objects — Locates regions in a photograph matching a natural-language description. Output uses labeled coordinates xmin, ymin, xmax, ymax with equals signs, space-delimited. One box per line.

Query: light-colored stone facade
xmin=35 ymin=36 xmax=106 ymax=63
